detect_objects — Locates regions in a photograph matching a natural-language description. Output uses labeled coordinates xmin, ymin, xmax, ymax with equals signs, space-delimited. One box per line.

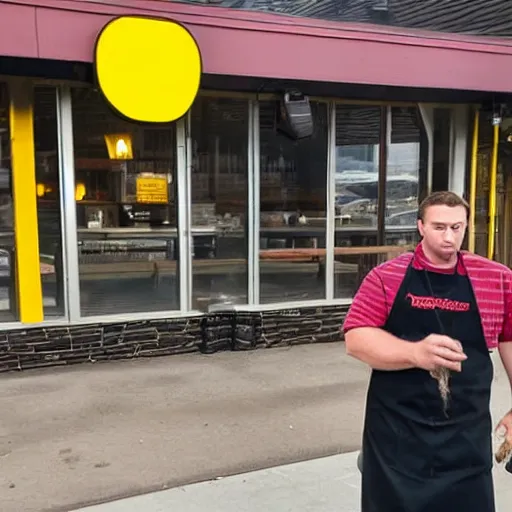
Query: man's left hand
xmin=496 ymin=409 xmax=512 ymax=441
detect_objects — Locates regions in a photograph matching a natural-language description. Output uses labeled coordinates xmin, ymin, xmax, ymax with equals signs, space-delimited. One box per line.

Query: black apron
xmin=361 ymin=257 xmax=495 ymax=512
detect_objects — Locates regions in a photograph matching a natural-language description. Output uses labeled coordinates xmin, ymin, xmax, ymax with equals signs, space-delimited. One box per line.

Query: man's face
xmin=417 ymin=205 xmax=467 ymax=261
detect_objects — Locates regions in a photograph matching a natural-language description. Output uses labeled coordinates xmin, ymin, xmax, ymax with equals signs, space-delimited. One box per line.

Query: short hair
xmin=418 ymin=191 xmax=470 ymax=221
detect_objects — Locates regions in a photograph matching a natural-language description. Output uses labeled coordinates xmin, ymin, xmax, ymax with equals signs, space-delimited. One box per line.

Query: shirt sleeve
xmin=343 ymin=268 xmax=389 ymax=333
xmin=499 ymin=270 xmax=512 ymax=343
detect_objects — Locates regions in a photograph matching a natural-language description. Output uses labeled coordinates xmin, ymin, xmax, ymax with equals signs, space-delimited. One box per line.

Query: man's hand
xmin=495 ymin=409 xmax=512 ymax=463
xmin=411 ymin=334 xmax=467 ymax=372
xmin=496 ymin=409 xmax=512 ymax=442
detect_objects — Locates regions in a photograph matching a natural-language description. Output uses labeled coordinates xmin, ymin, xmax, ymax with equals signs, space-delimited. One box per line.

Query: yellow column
xmin=8 ymin=79 xmax=43 ymax=322
xmin=487 ymin=123 xmax=500 ymax=261
xmin=468 ymin=109 xmax=479 ymax=253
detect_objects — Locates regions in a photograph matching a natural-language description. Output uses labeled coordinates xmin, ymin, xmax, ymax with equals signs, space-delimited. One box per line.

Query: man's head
xmin=417 ymin=191 xmax=469 ymax=263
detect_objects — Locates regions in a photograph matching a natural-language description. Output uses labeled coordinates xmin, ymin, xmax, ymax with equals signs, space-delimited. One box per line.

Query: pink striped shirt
xmin=343 ymin=244 xmax=512 ymax=349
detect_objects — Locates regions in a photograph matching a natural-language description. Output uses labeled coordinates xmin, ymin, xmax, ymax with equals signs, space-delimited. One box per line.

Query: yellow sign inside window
xmin=95 ymin=16 xmax=202 ymax=123
xmin=136 ymin=176 xmax=169 ymax=204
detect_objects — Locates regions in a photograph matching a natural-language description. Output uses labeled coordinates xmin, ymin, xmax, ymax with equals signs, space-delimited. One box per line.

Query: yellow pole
xmin=8 ymin=78 xmax=43 ymax=322
xmin=468 ymin=109 xmax=479 ymax=253
xmin=487 ymin=122 xmax=500 ymax=260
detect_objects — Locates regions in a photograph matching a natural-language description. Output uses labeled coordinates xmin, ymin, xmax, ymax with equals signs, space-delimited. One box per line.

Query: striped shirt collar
xmin=412 ymin=242 xmax=467 ymax=275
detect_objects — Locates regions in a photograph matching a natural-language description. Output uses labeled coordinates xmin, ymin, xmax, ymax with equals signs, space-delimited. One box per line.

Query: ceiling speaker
xmin=277 ymin=91 xmax=314 ymax=140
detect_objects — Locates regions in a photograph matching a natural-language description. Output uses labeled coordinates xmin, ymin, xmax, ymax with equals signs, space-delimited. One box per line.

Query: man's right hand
xmin=411 ymin=334 xmax=467 ymax=372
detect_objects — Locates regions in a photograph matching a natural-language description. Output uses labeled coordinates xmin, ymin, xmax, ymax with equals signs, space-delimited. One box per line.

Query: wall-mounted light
xmin=75 ymin=183 xmax=86 ymax=201
xmin=36 ymin=183 xmax=53 ymax=198
xmin=104 ymin=133 xmax=133 ymax=160
xmin=36 ymin=183 xmax=46 ymax=198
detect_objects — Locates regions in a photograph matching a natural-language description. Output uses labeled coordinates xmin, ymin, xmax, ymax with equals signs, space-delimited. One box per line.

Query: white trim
xmin=0 ymin=310 xmax=205 ymax=331
xmin=253 ymin=100 xmax=261 ymax=305
xmin=248 ymin=99 xmax=256 ymax=304
xmin=185 ymin=110 xmax=194 ymax=311
xmin=449 ymin=105 xmax=469 ymax=196
xmin=418 ymin=104 xmax=434 ymax=194
xmin=0 ymin=297 xmax=353 ymax=331
xmin=325 ymin=101 xmax=336 ymax=300
xmin=176 ymin=116 xmax=189 ymax=312
xmin=57 ymin=86 xmax=81 ymax=322
xmin=208 ymin=298 xmax=353 ymax=313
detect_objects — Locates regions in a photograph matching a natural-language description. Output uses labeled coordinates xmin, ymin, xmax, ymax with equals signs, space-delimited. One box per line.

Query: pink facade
xmin=2 ymin=0 xmax=512 ymax=91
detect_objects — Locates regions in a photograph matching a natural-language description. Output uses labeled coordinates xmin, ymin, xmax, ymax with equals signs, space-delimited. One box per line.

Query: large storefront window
xmin=259 ymin=100 xmax=328 ymax=304
xmin=71 ymin=88 xmax=179 ymax=316
xmin=385 ymin=106 xmax=424 ymax=245
xmin=334 ymin=105 xmax=425 ymax=298
xmin=0 ymin=83 xmax=16 ymax=321
xmin=34 ymin=87 xmax=64 ymax=317
xmin=334 ymin=105 xmax=381 ymax=298
xmin=190 ymin=97 xmax=249 ymax=310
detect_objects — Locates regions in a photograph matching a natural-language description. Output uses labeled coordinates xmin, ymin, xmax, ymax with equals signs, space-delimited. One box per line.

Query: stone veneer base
xmin=0 ymin=305 xmax=349 ymax=372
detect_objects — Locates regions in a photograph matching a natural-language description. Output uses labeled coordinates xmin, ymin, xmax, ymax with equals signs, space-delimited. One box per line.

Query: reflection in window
xmin=259 ymin=100 xmax=328 ymax=304
xmin=474 ymin=113 xmax=493 ymax=258
xmin=385 ymin=107 xmax=424 ymax=246
xmin=190 ymin=97 xmax=248 ymax=310
xmin=335 ymin=106 xmax=381 ymax=231
xmin=0 ymin=83 xmax=16 ymax=320
xmin=432 ymin=108 xmax=451 ymax=192
xmin=334 ymin=106 xmax=381 ymax=299
xmin=34 ymin=87 xmax=64 ymax=317
xmin=71 ymin=88 xmax=179 ymax=316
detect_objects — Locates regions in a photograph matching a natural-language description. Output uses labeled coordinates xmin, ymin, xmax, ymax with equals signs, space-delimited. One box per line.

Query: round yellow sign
xmin=95 ymin=16 xmax=202 ymax=123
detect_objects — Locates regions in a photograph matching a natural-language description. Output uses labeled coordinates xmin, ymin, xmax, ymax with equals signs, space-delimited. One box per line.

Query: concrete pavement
xmin=72 ymin=449 xmax=512 ymax=512
xmin=1 ymin=344 xmax=367 ymax=512
xmin=72 ymin=453 xmax=362 ymax=512
xmin=2 ymin=344 xmax=512 ymax=511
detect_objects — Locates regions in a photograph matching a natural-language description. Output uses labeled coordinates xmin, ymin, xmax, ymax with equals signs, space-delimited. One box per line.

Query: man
xmin=343 ymin=191 xmax=512 ymax=512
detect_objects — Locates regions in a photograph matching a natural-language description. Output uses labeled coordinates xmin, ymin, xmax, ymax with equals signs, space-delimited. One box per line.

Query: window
xmin=34 ymin=87 xmax=64 ymax=317
xmin=71 ymin=88 xmax=179 ymax=316
xmin=334 ymin=105 xmax=426 ymax=298
xmin=259 ymin=100 xmax=328 ymax=304
xmin=334 ymin=105 xmax=381 ymax=299
xmin=190 ymin=97 xmax=249 ymax=310
xmin=0 ymin=83 xmax=16 ymax=321
xmin=385 ymin=107 xmax=424 ymax=246
xmin=432 ymin=108 xmax=451 ymax=192
xmin=474 ymin=113 xmax=494 ymax=258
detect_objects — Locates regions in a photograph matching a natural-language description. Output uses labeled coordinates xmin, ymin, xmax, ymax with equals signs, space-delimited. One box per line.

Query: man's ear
xmin=417 ymin=219 xmax=425 ymax=238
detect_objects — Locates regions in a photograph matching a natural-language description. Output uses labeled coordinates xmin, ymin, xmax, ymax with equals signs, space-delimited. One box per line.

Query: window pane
xmin=474 ymin=113 xmax=494 ymax=258
xmin=34 ymin=87 xmax=64 ymax=317
xmin=334 ymin=106 xmax=381 ymax=299
xmin=0 ymin=83 xmax=16 ymax=320
xmin=71 ymin=88 xmax=179 ymax=316
xmin=432 ymin=108 xmax=451 ymax=192
xmin=385 ymin=106 xmax=424 ymax=246
xmin=259 ymin=100 xmax=328 ymax=304
xmin=190 ymin=97 xmax=248 ymax=310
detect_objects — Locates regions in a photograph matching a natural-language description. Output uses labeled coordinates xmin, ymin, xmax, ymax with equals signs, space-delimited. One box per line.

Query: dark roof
xmin=182 ymin=0 xmax=512 ymax=37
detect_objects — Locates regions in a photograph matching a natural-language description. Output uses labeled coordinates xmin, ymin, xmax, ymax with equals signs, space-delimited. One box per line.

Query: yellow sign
xmin=95 ymin=16 xmax=202 ymax=123
xmin=136 ymin=176 xmax=169 ymax=204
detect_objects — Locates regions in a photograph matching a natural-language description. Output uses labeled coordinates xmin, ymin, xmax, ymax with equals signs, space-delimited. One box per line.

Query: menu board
xmin=136 ymin=176 xmax=168 ymax=204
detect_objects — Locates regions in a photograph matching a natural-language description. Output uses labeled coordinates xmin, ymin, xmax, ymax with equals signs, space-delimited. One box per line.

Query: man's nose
xmin=443 ymin=229 xmax=455 ymax=242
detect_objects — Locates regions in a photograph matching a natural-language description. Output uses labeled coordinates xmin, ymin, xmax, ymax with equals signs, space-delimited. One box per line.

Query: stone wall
xmin=0 ymin=305 xmax=349 ymax=372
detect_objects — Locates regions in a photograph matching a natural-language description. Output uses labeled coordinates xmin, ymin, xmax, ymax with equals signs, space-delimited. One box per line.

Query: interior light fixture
xmin=104 ymin=133 xmax=134 ymax=160
xmin=75 ymin=183 xmax=86 ymax=201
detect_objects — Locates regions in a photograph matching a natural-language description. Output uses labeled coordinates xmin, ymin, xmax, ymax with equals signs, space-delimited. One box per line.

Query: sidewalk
xmin=72 ymin=452 xmax=361 ymax=512
xmin=72 ymin=451 xmax=512 ymax=512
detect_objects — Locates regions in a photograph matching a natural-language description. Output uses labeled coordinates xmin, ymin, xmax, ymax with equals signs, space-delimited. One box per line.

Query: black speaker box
xmin=277 ymin=91 xmax=314 ymax=140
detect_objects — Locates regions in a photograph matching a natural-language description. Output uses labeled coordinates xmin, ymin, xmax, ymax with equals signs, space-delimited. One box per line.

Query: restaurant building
xmin=1 ymin=0 xmax=512 ymax=371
